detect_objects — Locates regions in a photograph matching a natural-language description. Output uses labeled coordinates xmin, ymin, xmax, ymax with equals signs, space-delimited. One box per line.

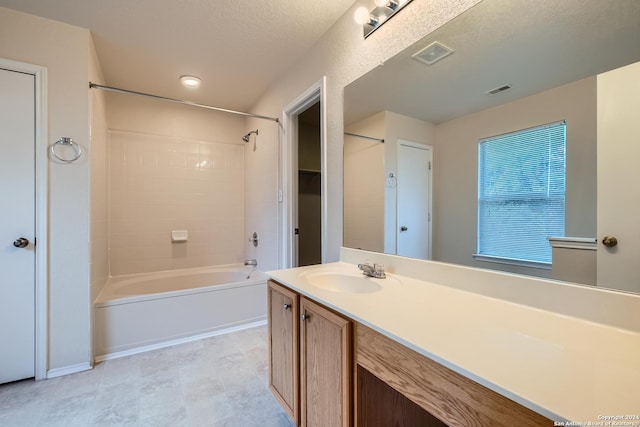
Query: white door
xmin=597 ymin=61 xmax=640 ymax=293
xmin=397 ymin=141 xmax=432 ymax=259
xmin=0 ymin=67 xmax=36 ymax=383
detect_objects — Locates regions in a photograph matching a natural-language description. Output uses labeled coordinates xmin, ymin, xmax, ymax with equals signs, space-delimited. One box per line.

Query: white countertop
xmin=267 ymin=255 xmax=640 ymax=424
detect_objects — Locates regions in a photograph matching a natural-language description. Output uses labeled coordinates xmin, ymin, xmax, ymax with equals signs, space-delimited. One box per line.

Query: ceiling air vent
xmin=487 ymin=84 xmax=512 ymax=95
xmin=412 ymin=41 xmax=454 ymax=66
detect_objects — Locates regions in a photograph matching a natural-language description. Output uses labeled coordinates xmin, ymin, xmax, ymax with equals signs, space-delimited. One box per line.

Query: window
xmin=477 ymin=121 xmax=566 ymax=265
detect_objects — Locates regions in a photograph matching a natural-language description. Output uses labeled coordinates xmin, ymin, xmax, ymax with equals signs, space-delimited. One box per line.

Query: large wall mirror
xmin=343 ymin=0 xmax=640 ymax=294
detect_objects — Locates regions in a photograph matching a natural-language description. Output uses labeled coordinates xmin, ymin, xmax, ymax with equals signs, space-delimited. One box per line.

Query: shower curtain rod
xmin=89 ymin=82 xmax=280 ymax=123
xmin=344 ymin=132 xmax=384 ymax=143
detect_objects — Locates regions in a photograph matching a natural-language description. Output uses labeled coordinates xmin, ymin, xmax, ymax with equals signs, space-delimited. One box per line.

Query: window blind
xmin=477 ymin=121 xmax=566 ymax=264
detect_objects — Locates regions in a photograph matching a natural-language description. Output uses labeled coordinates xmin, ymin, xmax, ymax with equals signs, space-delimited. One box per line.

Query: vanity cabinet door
xmin=300 ymin=297 xmax=352 ymax=427
xmin=268 ymin=280 xmax=299 ymax=425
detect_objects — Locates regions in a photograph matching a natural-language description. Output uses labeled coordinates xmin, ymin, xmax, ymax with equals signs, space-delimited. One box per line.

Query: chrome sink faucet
xmin=357 ymin=261 xmax=386 ymax=279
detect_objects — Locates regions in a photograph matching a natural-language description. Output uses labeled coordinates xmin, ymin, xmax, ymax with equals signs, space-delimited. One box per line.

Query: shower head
xmin=242 ymin=129 xmax=259 ymax=143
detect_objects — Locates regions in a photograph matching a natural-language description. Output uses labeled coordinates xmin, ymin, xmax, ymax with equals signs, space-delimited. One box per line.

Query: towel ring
xmin=50 ymin=137 xmax=82 ymax=163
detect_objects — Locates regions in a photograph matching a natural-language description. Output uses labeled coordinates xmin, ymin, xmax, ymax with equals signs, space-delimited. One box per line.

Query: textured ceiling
xmin=0 ymin=0 xmax=355 ymax=111
xmin=345 ymin=0 xmax=640 ymax=125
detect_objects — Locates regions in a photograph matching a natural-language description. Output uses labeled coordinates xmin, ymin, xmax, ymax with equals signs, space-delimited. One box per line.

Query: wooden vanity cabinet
xmin=269 ymin=279 xmax=552 ymax=426
xmin=268 ymin=280 xmax=299 ymax=424
xmin=268 ymin=280 xmax=352 ymax=427
xmin=300 ymin=296 xmax=352 ymax=427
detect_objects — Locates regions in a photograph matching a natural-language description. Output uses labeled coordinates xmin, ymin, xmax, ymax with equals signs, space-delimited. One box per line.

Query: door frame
xmin=396 ymin=139 xmax=433 ymax=259
xmin=280 ymin=77 xmax=327 ymax=268
xmin=1 ymin=58 xmax=48 ymax=381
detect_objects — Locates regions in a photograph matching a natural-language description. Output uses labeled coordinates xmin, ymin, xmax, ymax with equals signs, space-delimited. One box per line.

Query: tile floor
xmin=0 ymin=325 xmax=295 ymax=427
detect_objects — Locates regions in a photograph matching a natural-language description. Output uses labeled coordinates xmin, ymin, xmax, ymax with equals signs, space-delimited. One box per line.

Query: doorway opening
xmin=297 ymin=102 xmax=321 ymax=266
xmin=280 ymin=78 xmax=327 ymax=268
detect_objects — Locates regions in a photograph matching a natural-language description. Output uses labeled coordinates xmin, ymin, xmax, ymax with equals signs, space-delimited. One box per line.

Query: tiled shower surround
xmin=109 ymin=130 xmax=245 ymax=276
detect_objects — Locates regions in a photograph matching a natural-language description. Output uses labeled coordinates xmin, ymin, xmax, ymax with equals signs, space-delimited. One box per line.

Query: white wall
xmin=0 ymin=7 xmax=92 ymax=371
xmin=106 ymin=94 xmax=247 ymax=275
xmin=244 ymin=0 xmax=482 ymax=270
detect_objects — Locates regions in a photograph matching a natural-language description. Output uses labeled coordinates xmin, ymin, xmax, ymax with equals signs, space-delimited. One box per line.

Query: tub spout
xmin=246 ymin=267 xmax=257 ymax=279
xmin=244 ymin=259 xmax=257 ymax=266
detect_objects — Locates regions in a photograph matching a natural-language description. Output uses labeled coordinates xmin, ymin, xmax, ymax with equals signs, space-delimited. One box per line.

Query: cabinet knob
xmin=284 ymin=303 xmax=291 ymax=310
xmin=301 ymin=313 xmax=311 ymax=321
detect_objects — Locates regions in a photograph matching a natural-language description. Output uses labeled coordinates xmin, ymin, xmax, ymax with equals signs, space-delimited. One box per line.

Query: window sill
xmin=472 ymin=254 xmax=551 ymax=270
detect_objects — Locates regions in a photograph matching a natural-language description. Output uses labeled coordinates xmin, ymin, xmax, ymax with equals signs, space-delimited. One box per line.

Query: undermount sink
xmin=302 ymin=270 xmax=400 ymax=294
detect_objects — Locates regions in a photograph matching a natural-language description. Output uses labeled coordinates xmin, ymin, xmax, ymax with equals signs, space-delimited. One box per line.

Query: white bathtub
xmin=94 ymin=265 xmax=267 ymax=361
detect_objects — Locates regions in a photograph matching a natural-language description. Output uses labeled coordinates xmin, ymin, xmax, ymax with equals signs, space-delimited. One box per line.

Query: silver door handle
xmin=13 ymin=238 xmax=29 ymax=248
xmin=301 ymin=313 xmax=311 ymax=321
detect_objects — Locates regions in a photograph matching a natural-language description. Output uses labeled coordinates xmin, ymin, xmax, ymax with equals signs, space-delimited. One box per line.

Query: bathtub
xmin=94 ymin=265 xmax=267 ymax=361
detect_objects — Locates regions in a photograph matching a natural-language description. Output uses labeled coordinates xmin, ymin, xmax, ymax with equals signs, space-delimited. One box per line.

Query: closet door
xmin=0 ymin=67 xmax=36 ymax=383
xmin=597 ymin=61 xmax=640 ymax=293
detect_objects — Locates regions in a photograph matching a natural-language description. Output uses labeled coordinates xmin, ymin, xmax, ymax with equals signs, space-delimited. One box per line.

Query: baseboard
xmin=94 ymin=319 xmax=267 ymax=363
xmin=47 ymin=362 xmax=92 ymax=379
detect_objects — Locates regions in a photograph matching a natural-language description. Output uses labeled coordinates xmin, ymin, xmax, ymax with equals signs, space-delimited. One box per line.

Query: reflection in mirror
xmin=343 ymin=0 xmax=640 ymax=293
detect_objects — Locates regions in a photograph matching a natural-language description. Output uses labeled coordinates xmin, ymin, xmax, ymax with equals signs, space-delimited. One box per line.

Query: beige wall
xmin=433 ymin=76 xmax=597 ymax=277
xmin=106 ymin=94 xmax=247 ymax=275
xmin=344 ymin=112 xmax=386 ymax=252
xmin=245 ymin=0 xmax=482 ymax=270
xmin=0 ymin=7 xmax=92 ymax=371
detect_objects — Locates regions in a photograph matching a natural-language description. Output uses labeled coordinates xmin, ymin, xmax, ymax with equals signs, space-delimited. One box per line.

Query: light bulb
xmin=354 ymin=6 xmax=371 ymax=25
xmin=179 ymin=75 xmax=201 ymax=88
xmin=374 ymin=0 xmax=388 ymax=7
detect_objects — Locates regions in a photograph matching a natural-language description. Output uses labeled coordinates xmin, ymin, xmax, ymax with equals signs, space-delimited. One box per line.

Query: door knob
xmin=602 ymin=236 xmax=618 ymax=248
xmin=400 ymin=226 xmax=408 ymax=232
xmin=13 ymin=238 xmax=29 ymax=248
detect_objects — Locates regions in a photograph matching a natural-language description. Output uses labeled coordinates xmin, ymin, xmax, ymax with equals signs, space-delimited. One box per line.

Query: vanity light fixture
xmin=179 ymin=75 xmax=201 ymax=88
xmin=355 ymin=0 xmax=413 ymax=38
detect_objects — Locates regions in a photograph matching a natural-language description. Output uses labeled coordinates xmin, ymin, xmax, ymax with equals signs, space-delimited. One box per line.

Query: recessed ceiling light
xmin=180 ymin=75 xmax=201 ymax=88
